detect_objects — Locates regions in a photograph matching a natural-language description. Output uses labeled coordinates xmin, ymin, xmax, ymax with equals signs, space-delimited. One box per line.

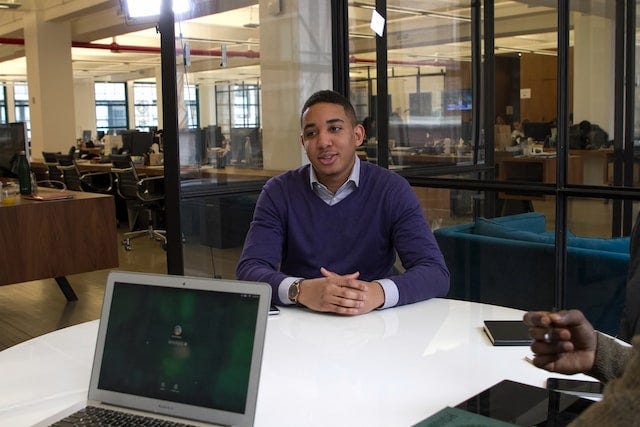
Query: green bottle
xmin=17 ymin=150 xmax=32 ymax=195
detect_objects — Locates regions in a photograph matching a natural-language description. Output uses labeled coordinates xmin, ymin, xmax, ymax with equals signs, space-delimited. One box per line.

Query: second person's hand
xmin=523 ymin=309 xmax=597 ymax=374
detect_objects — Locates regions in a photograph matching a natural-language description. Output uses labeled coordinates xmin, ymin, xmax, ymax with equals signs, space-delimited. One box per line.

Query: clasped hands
xmin=296 ymin=267 xmax=384 ymax=316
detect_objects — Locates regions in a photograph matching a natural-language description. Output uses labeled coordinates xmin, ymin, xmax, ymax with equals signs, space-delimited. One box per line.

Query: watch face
xmin=288 ymin=282 xmax=299 ymax=301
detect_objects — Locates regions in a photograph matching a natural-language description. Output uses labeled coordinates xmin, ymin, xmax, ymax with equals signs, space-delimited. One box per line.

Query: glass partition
xmin=350 ymin=1 xmax=474 ymax=168
xmin=156 ymin=1 xmax=640 ymax=337
xmin=167 ymin=1 xmax=333 ymax=278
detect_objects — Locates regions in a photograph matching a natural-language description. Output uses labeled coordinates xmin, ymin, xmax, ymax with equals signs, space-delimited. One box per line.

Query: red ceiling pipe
xmin=0 ymin=37 xmax=259 ymax=58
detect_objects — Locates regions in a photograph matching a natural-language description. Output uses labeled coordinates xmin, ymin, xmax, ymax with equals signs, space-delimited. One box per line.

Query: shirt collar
xmin=309 ymin=155 xmax=361 ymax=190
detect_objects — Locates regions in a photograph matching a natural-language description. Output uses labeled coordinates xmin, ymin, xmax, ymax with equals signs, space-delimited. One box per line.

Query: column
xmin=155 ymin=65 xmax=163 ymax=129
xmin=572 ymin=13 xmax=615 ymax=135
xmin=23 ymin=9 xmax=76 ymax=157
xmin=259 ymin=0 xmax=332 ymax=170
xmin=73 ymin=78 xmax=96 ymax=137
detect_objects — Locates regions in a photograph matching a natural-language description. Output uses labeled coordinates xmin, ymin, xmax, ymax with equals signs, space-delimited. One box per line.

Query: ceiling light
xmin=0 ymin=1 xmax=21 ymax=9
xmin=121 ymin=0 xmax=192 ymax=21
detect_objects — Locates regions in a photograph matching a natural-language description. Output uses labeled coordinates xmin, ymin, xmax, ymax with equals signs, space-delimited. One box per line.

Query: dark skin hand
xmin=296 ymin=267 xmax=385 ymax=316
xmin=523 ymin=309 xmax=597 ymax=375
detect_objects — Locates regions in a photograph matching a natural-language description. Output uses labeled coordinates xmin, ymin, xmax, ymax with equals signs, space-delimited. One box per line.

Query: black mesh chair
xmin=55 ymin=153 xmax=112 ymax=193
xmin=110 ymin=154 xmax=166 ymax=251
xmin=42 ymin=151 xmax=64 ymax=182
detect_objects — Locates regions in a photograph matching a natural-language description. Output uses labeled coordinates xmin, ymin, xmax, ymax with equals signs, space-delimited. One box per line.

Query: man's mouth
xmin=318 ymin=153 xmax=338 ymax=165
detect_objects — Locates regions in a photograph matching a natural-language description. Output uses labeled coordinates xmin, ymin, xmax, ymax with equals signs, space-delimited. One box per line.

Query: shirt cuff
xmin=376 ymin=278 xmax=398 ymax=309
xmin=278 ymin=276 xmax=302 ymax=305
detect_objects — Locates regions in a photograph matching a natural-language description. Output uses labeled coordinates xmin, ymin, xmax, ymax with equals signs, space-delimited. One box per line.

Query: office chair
xmin=42 ymin=151 xmax=64 ymax=182
xmin=55 ymin=153 xmax=112 ymax=193
xmin=27 ymin=154 xmax=66 ymax=190
xmin=110 ymin=154 xmax=166 ymax=251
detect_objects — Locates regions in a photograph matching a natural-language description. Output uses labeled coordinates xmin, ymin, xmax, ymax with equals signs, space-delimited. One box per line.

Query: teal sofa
xmin=434 ymin=212 xmax=630 ymax=336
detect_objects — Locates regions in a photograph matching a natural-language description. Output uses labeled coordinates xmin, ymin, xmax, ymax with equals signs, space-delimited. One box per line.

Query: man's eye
xmin=304 ymin=131 xmax=317 ymax=138
xmin=330 ymin=126 xmax=342 ymax=132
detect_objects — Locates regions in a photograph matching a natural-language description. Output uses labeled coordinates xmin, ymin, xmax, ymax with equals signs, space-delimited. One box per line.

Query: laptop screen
xmin=97 ymin=282 xmax=259 ymax=413
xmin=88 ymin=272 xmax=271 ymax=427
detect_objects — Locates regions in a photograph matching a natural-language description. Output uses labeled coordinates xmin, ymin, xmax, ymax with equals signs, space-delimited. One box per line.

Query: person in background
xmin=523 ymin=309 xmax=640 ymax=425
xmin=236 ymin=90 xmax=449 ymax=315
xmin=511 ymin=120 xmax=525 ymax=142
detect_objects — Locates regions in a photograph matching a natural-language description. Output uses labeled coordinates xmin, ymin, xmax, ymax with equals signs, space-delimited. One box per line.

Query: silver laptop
xmin=42 ymin=270 xmax=271 ymax=427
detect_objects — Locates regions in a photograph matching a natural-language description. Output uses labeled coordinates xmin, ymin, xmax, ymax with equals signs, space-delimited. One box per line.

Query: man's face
xmin=300 ymin=102 xmax=364 ymax=189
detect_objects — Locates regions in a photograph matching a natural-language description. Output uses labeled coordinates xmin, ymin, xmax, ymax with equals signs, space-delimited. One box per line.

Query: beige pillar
xmin=572 ymin=13 xmax=615 ymax=135
xmin=74 ymin=78 xmax=97 ymax=138
xmin=259 ymin=0 xmax=332 ymax=170
xmin=23 ymin=9 xmax=76 ymax=157
xmin=199 ymin=84 xmax=216 ymax=127
xmin=155 ymin=66 xmax=163 ymax=129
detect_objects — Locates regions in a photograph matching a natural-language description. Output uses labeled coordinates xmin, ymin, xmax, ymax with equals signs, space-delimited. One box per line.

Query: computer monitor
xmin=130 ymin=131 xmax=154 ymax=156
xmin=442 ymin=89 xmax=472 ymax=111
xmin=0 ymin=122 xmax=28 ymax=178
xmin=120 ymin=130 xmax=135 ymax=155
xmin=522 ymin=122 xmax=551 ymax=142
xmin=82 ymin=130 xmax=92 ymax=142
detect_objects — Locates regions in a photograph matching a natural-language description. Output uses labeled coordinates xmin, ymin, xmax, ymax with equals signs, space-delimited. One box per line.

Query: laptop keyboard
xmin=52 ymin=405 xmax=196 ymax=426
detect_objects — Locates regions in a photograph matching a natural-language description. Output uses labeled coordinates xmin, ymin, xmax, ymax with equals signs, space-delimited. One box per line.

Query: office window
xmin=215 ymin=85 xmax=231 ymax=137
xmin=184 ymin=84 xmax=199 ymax=129
xmin=133 ymin=82 xmax=158 ymax=131
xmin=232 ymin=83 xmax=259 ymax=128
xmin=95 ymin=82 xmax=128 ymax=133
xmin=13 ymin=82 xmax=30 ymax=139
xmin=0 ymin=84 xmax=7 ymax=124
xmin=215 ymin=83 xmax=260 ymax=135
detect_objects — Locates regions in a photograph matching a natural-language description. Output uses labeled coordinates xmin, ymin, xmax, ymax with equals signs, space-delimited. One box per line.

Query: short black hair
xmin=300 ymin=90 xmax=358 ymax=127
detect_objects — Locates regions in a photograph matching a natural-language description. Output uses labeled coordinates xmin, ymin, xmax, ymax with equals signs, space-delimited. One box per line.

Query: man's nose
xmin=317 ymin=130 xmax=332 ymax=147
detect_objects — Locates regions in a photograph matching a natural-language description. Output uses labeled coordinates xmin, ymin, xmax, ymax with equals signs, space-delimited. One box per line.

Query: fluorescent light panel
xmin=124 ymin=0 xmax=191 ymax=19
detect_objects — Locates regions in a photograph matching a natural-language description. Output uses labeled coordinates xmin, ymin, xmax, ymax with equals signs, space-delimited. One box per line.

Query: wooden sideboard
xmin=0 ymin=188 xmax=118 ymax=300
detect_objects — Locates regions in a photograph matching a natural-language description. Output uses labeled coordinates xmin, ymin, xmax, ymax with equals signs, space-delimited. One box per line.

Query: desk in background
xmin=0 ymin=298 xmax=593 ymax=426
xmin=31 ymin=159 xmax=283 ymax=181
xmin=0 ymin=189 xmax=118 ymax=300
xmin=498 ymin=154 xmax=583 ymax=197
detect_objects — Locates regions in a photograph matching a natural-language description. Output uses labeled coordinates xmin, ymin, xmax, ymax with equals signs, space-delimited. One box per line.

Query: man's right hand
xmin=523 ymin=309 xmax=597 ymax=375
xmin=296 ymin=268 xmax=369 ymax=315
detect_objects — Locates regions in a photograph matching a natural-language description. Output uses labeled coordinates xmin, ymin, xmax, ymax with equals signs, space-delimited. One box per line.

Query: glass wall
xmin=350 ymin=1 xmax=474 ymax=168
xmin=164 ymin=1 xmax=332 ymax=277
xmin=158 ymin=0 xmax=640 ymax=337
xmin=341 ymin=1 xmax=635 ymax=336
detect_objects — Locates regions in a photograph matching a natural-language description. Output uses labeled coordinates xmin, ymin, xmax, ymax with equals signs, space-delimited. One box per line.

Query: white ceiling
xmin=0 ymin=0 xmax=620 ymax=85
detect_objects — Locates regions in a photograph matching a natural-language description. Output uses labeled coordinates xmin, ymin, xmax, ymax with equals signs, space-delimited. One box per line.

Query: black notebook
xmin=483 ymin=320 xmax=533 ymax=346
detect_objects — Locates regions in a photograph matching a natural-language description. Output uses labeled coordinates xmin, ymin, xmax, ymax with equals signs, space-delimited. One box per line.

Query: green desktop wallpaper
xmin=98 ymin=282 xmax=259 ymax=413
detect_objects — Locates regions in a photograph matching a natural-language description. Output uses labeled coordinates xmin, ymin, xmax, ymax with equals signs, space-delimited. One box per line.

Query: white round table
xmin=0 ymin=298 xmax=589 ymax=426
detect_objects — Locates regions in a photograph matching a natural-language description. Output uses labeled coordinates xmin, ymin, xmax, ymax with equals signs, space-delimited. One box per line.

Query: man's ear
xmin=354 ymin=123 xmax=365 ymax=147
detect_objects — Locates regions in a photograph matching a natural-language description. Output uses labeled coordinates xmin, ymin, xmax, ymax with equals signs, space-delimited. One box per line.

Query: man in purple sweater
xmin=236 ymin=90 xmax=449 ymax=315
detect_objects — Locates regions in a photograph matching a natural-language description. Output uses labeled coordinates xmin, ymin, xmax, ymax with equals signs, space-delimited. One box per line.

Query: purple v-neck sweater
xmin=237 ymin=161 xmax=449 ymax=306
